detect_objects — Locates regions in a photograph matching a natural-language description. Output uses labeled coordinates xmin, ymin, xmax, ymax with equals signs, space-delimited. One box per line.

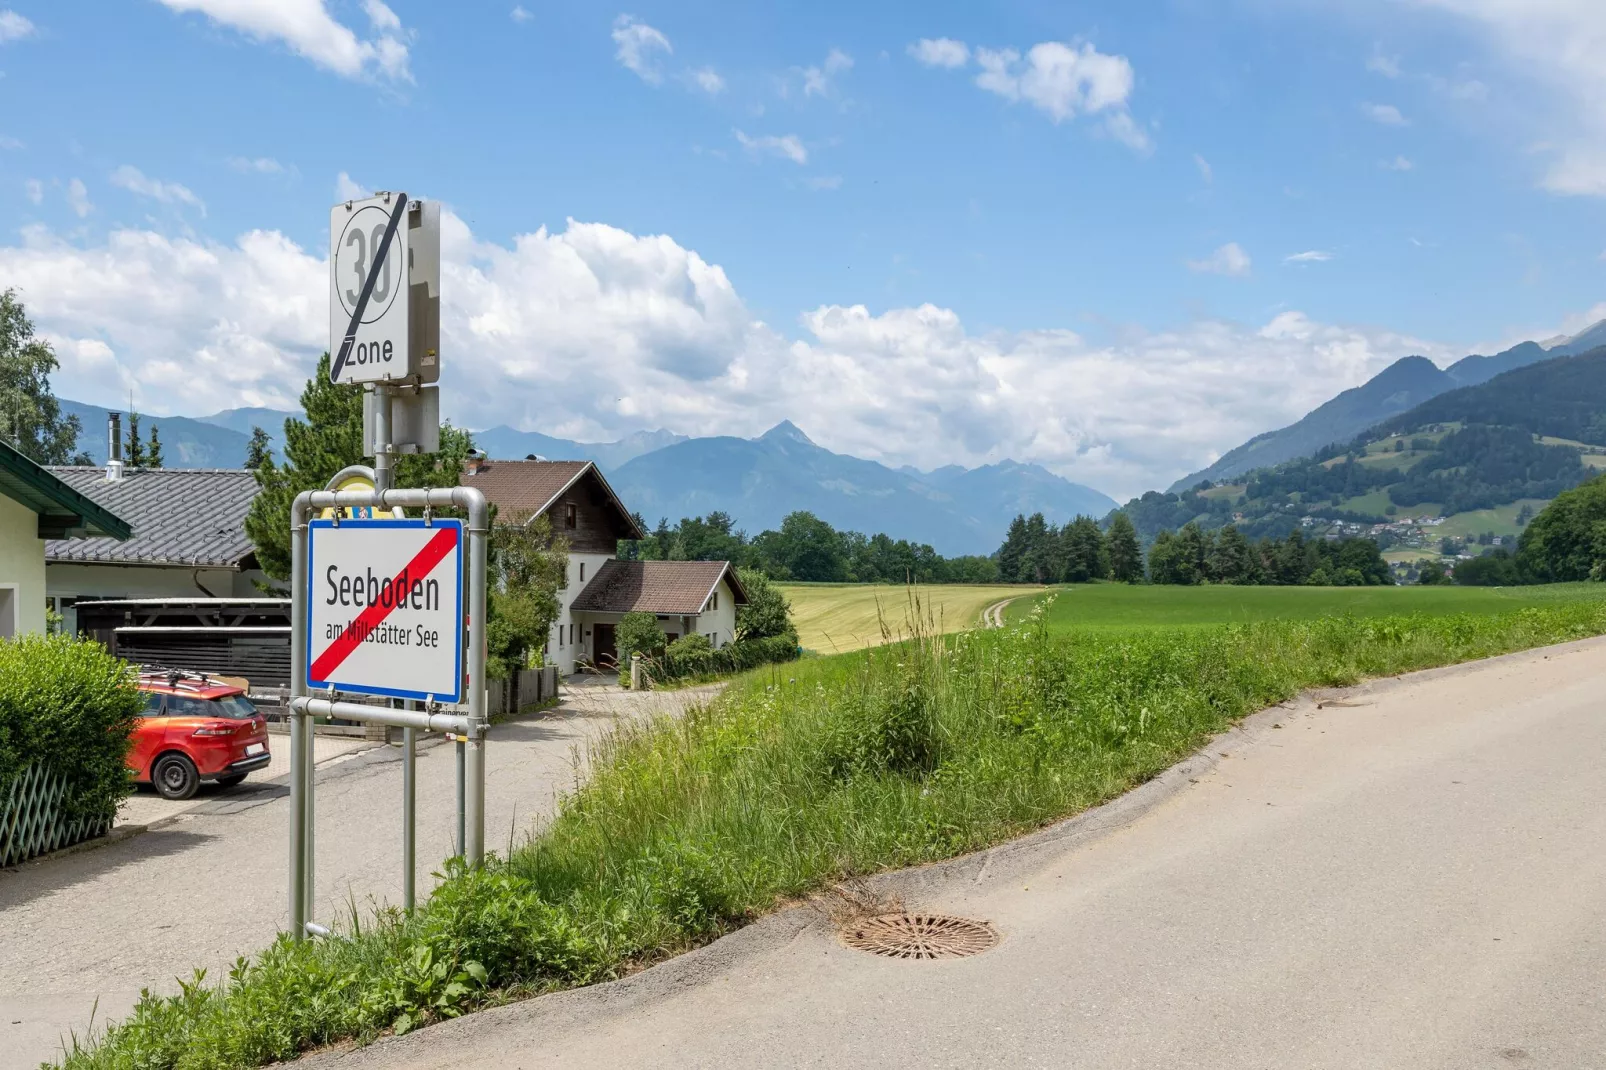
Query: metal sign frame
xmin=304 ymin=516 xmax=465 ymax=702
xmin=287 ymin=483 xmax=488 ymax=941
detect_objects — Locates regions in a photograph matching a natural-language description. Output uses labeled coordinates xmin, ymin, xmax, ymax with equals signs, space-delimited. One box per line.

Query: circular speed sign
xmin=334 ymin=204 xmax=404 ymax=325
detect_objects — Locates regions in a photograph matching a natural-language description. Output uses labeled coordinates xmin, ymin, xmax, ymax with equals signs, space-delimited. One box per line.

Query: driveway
xmin=309 ymin=638 xmax=1606 ymax=1070
xmin=0 ymin=678 xmax=719 ymax=1070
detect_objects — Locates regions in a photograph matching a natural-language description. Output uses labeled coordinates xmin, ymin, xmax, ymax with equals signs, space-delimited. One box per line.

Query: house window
xmin=710 ymin=591 xmax=718 ymax=611
xmin=579 ymin=562 xmax=586 ymax=582
xmin=564 ymin=503 xmax=577 ymax=529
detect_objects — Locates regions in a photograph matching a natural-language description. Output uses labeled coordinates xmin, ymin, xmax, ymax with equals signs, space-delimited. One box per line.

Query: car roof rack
xmin=135 ymin=666 xmax=221 ymax=692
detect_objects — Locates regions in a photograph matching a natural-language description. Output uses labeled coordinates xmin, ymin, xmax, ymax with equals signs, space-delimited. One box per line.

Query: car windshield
xmin=163 ymin=694 xmax=258 ymax=719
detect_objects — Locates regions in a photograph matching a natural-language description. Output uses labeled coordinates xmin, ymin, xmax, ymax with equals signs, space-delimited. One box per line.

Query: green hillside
xmin=1121 ymin=348 xmax=1606 ymax=569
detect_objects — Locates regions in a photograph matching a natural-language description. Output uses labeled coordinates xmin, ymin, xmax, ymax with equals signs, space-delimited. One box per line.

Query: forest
xmin=618 ymin=510 xmax=1000 ymax=584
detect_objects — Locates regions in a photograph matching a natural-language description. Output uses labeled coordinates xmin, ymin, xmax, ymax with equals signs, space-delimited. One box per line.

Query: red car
xmin=129 ymin=671 xmax=271 ymax=800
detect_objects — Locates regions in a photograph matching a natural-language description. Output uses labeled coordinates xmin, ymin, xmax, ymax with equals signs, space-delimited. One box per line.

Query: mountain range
xmin=1171 ymin=318 xmax=1606 ymax=490
xmin=606 ymin=421 xmax=1116 ymax=556
xmin=54 ymin=403 xmax=1114 ymax=556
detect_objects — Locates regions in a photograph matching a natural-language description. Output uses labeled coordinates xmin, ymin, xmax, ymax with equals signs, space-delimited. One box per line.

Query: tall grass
xmin=56 ymin=595 xmax=1606 ymax=1069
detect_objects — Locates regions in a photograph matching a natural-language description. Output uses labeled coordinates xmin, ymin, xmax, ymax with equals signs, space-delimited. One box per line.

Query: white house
xmin=461 ymin=456 xmax=747 ymax=674
xmin=0 ymin=439 xmax=132 ymax=638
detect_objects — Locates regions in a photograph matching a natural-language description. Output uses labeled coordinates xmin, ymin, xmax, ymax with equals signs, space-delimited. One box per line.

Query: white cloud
xmin=510 ymin=5 xmax=532 ymax=22
xmin=1193 ymin=153 xmax=1212 ymax=183
xmin=689 ymin=66 xmax=724 ymax=94
xmin=973 ymin=40 xmax=1149 ymax=152
xmin=804 ymin=175 xmax=842 ymax=191
xmin=156 ymin=0 xmax=411 ymax=82
xmin=1285 ymin=250 xmax=1334 ymax=263
xmin=1187 ymin=242 xmax=1251 ymax=277
xmin=1363 ymin=102 xmax=1409 ymax=126
xmin=24 ymin=178 xmax=41 ymax=205
xmin=1381 ymin=155 xmax=1415 ymax=170
xmin=334 ymin=171 xmax=365 ymax=200
xmin=0 ymin=135 xmax=20 ymax=150
xmin=1398 ymin=0 xmax=1606 ymax=195
xmin=1366 ymin=46 xmax=1401 ymax=78
xmin=0 ymin=9 xmax=33 ymax=42
xmin=735 ymin=130 xmax=808 ymax=165
xmin=908 ymin=38 xmax=968 ymax=69
xmin=228 ymin=156 xmax=286 ymax=174
xmin=799 ymin=48 xmax=852 ymax=97
xmin=612 ymin=14 xmax=671 ymax=84
xmin=110 ymin=165 xmax=206 ymax=214
xmin=66 ymin=179 xmax=91 ymax=218
xmin=0 ymin=215 xmax=1472 ymax=497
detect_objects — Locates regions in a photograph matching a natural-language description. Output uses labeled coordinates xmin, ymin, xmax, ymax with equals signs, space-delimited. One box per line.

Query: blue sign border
xmin=305 ymin=517 xmax=464 ymax=702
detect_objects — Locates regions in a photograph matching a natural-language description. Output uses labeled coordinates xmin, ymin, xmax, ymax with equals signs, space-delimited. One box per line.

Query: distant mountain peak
xmin=758 ymin=420 xmax=815 ymax=446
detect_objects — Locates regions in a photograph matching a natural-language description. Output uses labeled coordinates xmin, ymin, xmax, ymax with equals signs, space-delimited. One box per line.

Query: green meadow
xmin=1008 ymin=581 xmax=1606 ymax=631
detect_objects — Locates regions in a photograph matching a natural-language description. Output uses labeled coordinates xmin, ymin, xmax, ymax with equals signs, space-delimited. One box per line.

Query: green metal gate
xmin=0 ymin=761 xmax=113 ymax=867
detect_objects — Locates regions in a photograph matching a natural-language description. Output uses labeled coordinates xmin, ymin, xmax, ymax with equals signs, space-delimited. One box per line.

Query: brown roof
xmin=571 ymin=560 xmax=748 ymax=615
xmin=463 ymin=458 xmax=644 ymax=538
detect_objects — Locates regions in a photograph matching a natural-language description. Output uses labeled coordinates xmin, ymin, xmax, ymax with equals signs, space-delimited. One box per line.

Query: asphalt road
xmin=0 ymin=679 xmax=718 ymax=1070
xmin=308 ymin=637 xmax=1606 ymax=1070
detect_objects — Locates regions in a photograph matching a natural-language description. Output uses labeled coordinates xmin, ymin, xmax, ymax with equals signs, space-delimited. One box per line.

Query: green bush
xmin=616 ymin=612 xmax=665 ymax=667
xmin=0 ymin=634 xmax=142 ymax=828
xmin=649 ymin=634 xmax=800 ymax=684
xmin=665 ymin=633 xmax=712 ymax=657
xmin=56 ymin=596 xmax=1606 ymax=1070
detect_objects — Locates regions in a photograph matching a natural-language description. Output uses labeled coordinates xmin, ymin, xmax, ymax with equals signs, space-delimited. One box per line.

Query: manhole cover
xmin=840 ymin=913 xmax=999 ymax=959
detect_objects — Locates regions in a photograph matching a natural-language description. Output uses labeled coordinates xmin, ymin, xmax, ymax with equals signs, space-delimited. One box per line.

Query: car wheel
xmin=216 ymin=773 xmax=247 ymax=789
xmin=153 ymin=753 xmax=200 ymax=801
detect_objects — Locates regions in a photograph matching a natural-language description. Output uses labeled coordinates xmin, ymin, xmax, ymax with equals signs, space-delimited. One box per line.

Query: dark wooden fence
xmin=486 ymin=665 xmax=560 ymax=718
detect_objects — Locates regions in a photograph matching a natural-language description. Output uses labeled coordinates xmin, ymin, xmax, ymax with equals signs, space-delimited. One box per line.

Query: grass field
xmin=1008 ymin=581 xmax=1606 ymax=631
xmin=778 ymin=583 xmax=1036 ymax=652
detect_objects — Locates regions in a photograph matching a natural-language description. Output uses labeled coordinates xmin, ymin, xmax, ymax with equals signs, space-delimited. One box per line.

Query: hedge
xmin=0 ymin=634 xmax=143 ymax=836
xmin=646 ymin=634 xmax=800 ymax=684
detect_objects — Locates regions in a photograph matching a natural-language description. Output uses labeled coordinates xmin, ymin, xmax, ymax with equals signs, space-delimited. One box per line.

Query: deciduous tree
xmin=0 ymin=290 xmax=83 ymax=465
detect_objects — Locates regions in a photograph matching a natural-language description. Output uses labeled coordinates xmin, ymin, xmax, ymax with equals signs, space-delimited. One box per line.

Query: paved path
xmin=310 ymin=637 xmax=1606 ymax=1070
xmin=0 ymin=679 xmax=718 ymax=1070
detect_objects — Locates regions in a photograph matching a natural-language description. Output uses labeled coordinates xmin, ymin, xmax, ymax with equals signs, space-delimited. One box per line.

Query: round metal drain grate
xmin=840 ymin=913 xmax=999 ymax=959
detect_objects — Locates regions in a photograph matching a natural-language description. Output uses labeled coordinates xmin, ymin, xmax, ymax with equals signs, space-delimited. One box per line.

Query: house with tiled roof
xmin=44 ymin=462 xmax=267 ymax=636
xmin=462 ymin=455 xmax=747 ymax=673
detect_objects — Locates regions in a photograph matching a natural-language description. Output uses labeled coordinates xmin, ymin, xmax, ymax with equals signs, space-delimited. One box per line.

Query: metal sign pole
xmin=465 ymin=504 xmax=488 ymax=865
xmin=288 ymin=484 xmax=488 ymax=941
xmin=289 ymin=499 xmax=310 ymax=938
xmin=402 ymin=724 xmax=416 ymax=911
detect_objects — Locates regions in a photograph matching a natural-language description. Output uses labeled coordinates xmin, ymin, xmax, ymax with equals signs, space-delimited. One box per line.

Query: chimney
xmin=463 ymin=450 xmax=485 ymax=477
xmin=106 ymin=412 xmax=125 ymax=482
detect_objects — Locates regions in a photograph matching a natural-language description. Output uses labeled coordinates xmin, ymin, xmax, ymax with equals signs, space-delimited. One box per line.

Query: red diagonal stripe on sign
xmin=310 ymin=525 xmax=459 ymax=684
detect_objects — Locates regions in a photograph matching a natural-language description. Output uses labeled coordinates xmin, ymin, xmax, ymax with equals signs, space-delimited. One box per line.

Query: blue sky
xmin=1 ymin=0 xmax=1603 ymax=497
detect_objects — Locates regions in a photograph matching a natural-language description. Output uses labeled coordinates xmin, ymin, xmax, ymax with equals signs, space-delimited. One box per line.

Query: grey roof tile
xmin=44 ymin=467 xmax=259 ymax=567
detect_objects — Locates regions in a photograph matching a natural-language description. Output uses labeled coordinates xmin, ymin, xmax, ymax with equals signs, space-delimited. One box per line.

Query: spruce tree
xmin=996 ymin=514 xmax=1030 ymax=582
xmin=1062 ymin=515 xmax=1108 ymax=582
xmin=146 ymin=424 xmax=164 ymax=468
xmin=124 ymin=410 xmax=146 ymax=468
xmin=0 ymin=290 xmax=83 ymax=464
xmin=243 ymin=426 xmax=272 ymax=470
xmin=243 ymin=353 xmax=474 ymax=581
xmin=1105 ymin=511 xmax=1143 ymax=583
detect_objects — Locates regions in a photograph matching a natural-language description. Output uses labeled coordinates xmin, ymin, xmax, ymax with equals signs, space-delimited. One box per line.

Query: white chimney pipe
xmin=107 ymin=411 xmax=124 ymax=481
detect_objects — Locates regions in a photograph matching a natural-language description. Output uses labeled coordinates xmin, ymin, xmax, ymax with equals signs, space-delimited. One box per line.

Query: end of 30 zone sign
xmin=306 ymin=518 xmax=464 ymax=701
